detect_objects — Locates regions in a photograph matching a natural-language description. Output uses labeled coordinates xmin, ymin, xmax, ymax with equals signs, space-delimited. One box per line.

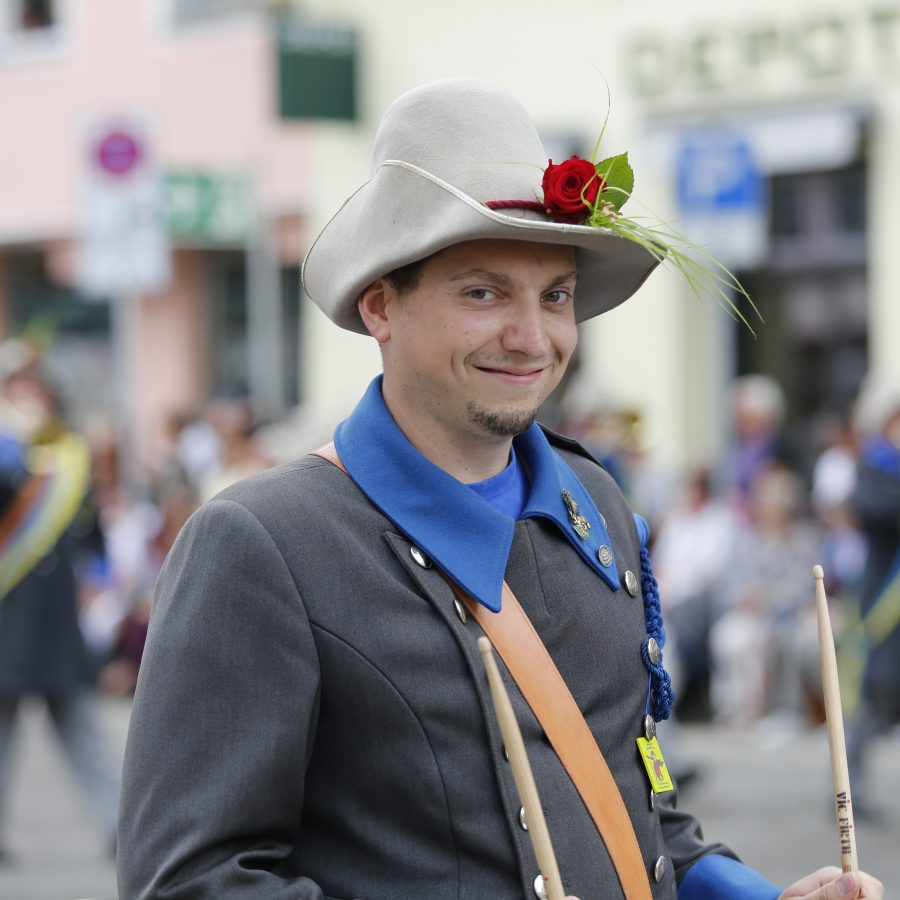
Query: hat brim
xmin=302 ymin=161 xmax=661 ymax=335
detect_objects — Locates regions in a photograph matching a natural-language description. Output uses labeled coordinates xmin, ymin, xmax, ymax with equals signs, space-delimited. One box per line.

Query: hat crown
xmin=302 ymin=77 xmax=659 ymax=334
xmin=370 ymin=77 xmax=547 ymax=204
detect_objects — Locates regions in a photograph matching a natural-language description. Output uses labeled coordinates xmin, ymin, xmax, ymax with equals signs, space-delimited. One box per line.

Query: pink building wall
xmin=0 ymin=0 xmax=311 ymax=456
xmin=136 ymin=250 xmax=211 ymax=462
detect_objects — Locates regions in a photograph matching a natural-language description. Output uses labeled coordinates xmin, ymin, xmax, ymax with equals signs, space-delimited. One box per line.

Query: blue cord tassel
xmin=639 ymin=544 xmax=675 ymax=721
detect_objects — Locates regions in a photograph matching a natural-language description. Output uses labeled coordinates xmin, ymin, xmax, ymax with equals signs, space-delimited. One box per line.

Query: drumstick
xmin=813 ymin=565 xmax=858 ymax=873
xmin=478 ymin=637 xmax=565 ymax=900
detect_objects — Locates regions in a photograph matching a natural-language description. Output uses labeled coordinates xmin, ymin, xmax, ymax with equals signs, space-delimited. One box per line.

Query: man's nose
xmin=500 ymin=301 xmax=552 ymax=357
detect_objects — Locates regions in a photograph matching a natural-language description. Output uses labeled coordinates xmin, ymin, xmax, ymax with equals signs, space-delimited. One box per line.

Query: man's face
xmin=371 ymin=239 xmax=578 ymax=451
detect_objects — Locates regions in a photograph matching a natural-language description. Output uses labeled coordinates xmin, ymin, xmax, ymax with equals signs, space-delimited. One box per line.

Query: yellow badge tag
xmin=636 ymin=736 xmax=674 ymax=793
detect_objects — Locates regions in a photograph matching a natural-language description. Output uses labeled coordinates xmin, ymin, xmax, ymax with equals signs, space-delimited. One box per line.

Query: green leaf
xmin=595 ymin=153 xmax=634 ymax=212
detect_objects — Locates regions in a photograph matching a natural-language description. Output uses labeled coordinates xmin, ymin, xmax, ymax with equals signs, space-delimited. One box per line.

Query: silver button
xmin=624 ymin=569 xmax=639 ymax=597
xmin=597 ymin=544 xmax=613 ymax=567
xmin=647 ymin=637 xmax=660 ymax=666
xmin=518 ymin=806 xmax=528 ymax=831
xmin=649 ymin=788 xmax=656 ymax=811
xmin=654 ymin=855 xmax=667 ymax=882
xmin=644 ymin=714 xmax=656 ymax=740
xmin=533 ymin=874 xmax=548 ymax=899
xmin=452 ymin=597 xmax=467 ymax=623
xmin=410 ymin=546 xmax=431 ymax=568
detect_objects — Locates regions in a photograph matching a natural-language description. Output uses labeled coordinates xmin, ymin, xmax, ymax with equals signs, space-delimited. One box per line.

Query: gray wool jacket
xmin=118 ymin=439 xmax=732 ymax=899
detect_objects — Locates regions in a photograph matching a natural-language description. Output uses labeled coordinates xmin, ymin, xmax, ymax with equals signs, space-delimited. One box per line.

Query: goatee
xmin=466 ymin=401 xmax=538 ymax=437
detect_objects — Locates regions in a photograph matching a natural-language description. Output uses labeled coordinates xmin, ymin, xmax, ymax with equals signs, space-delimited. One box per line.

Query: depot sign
xmin=627 ymin=6 xmax=900 ymax=99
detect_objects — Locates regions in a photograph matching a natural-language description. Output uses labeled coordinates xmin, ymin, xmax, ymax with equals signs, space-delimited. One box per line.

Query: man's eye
xmin=543 ymin=290 xmax=572 ymax=305
xmin=466 ymin=288 xmax=497 ymax=301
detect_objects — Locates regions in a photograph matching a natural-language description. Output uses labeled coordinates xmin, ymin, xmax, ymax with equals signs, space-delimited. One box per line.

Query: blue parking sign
xmin=677 ymin=129 xmax=764 ymax=215
xmin=675 ymin=128 xmax=767 ymax=267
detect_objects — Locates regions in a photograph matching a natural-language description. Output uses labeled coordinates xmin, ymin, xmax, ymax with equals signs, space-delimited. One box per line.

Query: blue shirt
xmin=466 ymin=447 xmax=528 ymax=520
xmin=335 ymin=376 xmax=622 ymax=611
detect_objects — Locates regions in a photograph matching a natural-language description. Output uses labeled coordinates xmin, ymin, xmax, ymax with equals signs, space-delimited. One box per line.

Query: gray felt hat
xmin=301 ymin=77 xmax=660 ymax=334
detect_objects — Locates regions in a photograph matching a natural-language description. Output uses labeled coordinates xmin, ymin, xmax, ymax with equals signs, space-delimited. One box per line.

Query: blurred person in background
xmin=78 ymin=408 xmax=205 ymax=697
xmin=616 ymin=407 xmax=676 ymax=534
xmin=844 ymin=376 xmax=900 ymax=821
xmin=81 ymin=413 xmax=203 ymax=697
xmin=811 ymin=416 xmax=859 ymax=518
xmin=119 ymin=78 xmax=882 ymax=899
xmin=726 ymin=374 xmax=790 ymax=516
xmin=808 ymin=415 xmax=866 ymax=734
xmin=97 ymin=483 xmax=198 ymax=697
xmin=653 ymin=467 xmax=741 ymax=721
xmin=556 ymin=382 xmax=631 ymax=490
xmin=709 ymin=465 xmax=821 ymax=733
xmin=198 ymin=397 xmax=273 ymax=502
xmin=559 ymin=384 xmax=675 ymax=535
xmin=152 ymin=410 xmax=222 ymax=497
xmin=0 ymin=361 xmax=119 ymax=862
xmin=811 ymin=415 xmax=866 ymax=609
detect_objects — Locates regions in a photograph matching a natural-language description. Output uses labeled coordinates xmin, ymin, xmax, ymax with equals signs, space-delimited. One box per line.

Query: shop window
xmin=19 ymin=0 xmax=55 ymax=30
xmin=1 ymin=0 xmax=65 ymax=61
xmin=770 ymin=165 xmax=866 ymax=242
xmin=770 ymin=178 xmax=801 ymax=237
xmin=207 ymin=251 xmax=302 ymax=412
xmin=281 ymin=267 xmax=301 ymax=407
xmin=736 ymin=161 xmax=869 ymax=473
xmin=208 ymin=251 xmax=249 ymax=398
xmin=834 ymin=166 xmax=866 ymax=233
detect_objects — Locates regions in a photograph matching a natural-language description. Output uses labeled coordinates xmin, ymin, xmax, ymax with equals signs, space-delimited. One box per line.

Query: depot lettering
xmin=628 ymin=7 xmax=900 ymax=98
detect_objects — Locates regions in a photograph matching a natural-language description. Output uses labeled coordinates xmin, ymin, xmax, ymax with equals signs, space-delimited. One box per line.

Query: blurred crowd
xmin=561 ymin=370 xmax=900 ymax=815
xmin=0 ymin=336 xmax=327 ymax=860
xmin=0 ymin=339 xmax=345 ymax=682
xmin=1 ymin=336 xmax=899 ymax=854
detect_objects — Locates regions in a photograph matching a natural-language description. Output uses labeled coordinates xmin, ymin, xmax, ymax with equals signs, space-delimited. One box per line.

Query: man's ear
xmin=358 ymin=279 xmax=393 ymax=344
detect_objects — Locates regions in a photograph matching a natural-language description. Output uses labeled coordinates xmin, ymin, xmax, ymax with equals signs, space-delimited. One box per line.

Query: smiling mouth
xmin=475 ymin=365 xmax=547 ymax=383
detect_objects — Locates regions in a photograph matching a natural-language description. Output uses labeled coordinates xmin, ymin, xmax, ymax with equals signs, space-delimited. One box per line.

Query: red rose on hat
xmin=542 ymin=156 xmax=604 ymax=224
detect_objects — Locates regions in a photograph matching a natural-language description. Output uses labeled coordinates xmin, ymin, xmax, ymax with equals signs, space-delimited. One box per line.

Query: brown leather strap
xmin=459 ymin=586 xmax=652 ymax=899
xmin=311 ymin=442 xmax=652 ymax=898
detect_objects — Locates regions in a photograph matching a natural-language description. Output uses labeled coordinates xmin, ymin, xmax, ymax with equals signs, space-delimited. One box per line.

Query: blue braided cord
xmin=639 ymin=544 xmax=675 ymax=721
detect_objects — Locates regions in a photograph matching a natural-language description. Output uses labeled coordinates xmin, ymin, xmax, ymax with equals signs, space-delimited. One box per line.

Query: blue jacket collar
xmin=334 ymin=377 xmax=620 ymax=611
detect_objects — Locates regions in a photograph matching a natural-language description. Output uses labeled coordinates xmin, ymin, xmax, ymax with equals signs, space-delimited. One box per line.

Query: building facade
xmin=297 ymin=0 xmax=900 ymax=477
xmin=0 ymin=0 xmax=311 ymax=465
xmin=2 ymin=0 xmax=898 ymax=476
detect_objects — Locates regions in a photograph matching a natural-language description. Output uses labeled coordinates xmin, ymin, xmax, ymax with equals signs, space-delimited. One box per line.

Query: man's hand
xmin=779 ymin=867 xmax=884 ymax=899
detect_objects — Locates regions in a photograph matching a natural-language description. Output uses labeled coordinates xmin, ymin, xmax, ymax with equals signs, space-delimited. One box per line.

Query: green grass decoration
xmin=583 ymin=151 xmax=762 ymax=336
xmin=578 ymin=81 xmax=762 ymax=335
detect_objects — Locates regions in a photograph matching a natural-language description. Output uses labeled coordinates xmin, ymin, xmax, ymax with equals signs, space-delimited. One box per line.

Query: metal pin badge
xmin=561 ymin=489 xmax=591 ymax=540
xmin=624 ymin=570 xmax=639 ymax=597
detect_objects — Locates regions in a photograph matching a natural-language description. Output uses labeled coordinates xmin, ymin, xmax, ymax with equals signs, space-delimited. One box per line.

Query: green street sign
xmin=165 ymin=171 xmax=252 ymax=243
xmin=278 ymin=19 xmax=357 ymax=121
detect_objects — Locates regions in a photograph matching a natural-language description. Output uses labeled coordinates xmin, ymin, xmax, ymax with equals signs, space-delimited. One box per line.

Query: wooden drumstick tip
xmin=812 ymin=563 xmax=860 ymax=873
xmin=478 ymin=636 xmax=493 ymax=657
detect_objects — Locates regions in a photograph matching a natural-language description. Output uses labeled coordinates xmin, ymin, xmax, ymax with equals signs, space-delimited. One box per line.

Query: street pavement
xmin=671 ymin=719 xmax=900 ymax=890
xmin=0 ymin=698 xmax=897 ymax=899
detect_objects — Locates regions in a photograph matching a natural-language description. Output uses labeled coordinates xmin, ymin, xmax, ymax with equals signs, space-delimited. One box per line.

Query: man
xmin=118 ymin=78 xmax=883 ymax=899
